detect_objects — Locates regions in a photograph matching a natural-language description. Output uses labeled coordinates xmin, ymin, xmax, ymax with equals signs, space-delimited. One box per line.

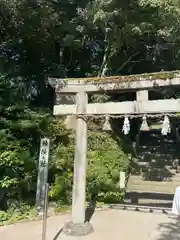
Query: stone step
xmin=128 ymin=179 xmax=180 ymax=187
xmin=126 ymin=197 xmax=172 ymax=203
xmin=125 ymin=198 xmax=172 ymax=206
xmin=138 ymin=140 xmax=177 ymax=144
xmin=129 ymin=172 xmax=180 ymax=177
xmin=128 ymin=174 xmax=180 ymax=182
xmin=136 ymin=156 xmax=177 ymax=160
xmin=138 ymin=145 xmax=177 ymax=149
xmin=137 ymin=145 xmax=177 ymax=148
xmin=133 ymin=162 xmax=179 ymax=167
xmin=127 ymin=183 xmax=176 ymax=194
xmin=136 ymin=156 xmax=178 ymax=160
xmin=136 ymin=166 xmax=178 ymax=170
xmin=126 ymin=190 xmax=173 ymax=200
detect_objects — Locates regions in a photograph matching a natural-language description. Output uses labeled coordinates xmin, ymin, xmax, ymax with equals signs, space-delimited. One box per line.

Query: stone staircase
xmin=125 ymin=129 xmax=180 ymax=208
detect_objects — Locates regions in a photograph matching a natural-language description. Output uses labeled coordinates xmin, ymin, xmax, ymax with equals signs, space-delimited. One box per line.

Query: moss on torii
xmin=62 ymin=70 xmax=180 ymax=84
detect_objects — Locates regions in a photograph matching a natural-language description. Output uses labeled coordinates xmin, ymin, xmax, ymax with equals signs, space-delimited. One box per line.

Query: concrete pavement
xmin=0 ymin=209 xmax=180 ymax=240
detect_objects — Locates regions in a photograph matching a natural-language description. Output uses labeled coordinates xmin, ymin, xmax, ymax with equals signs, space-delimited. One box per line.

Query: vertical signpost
xmin=42 ymin=183 xmax=49 ymax=240
xmin=36 ymin=138 xmax=50 ymax=215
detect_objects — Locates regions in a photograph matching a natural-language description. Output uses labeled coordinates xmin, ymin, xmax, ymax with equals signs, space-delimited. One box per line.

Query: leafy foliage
xmin=0 ymin=0 xmax=180 ymax=221
xmin=49 ymin=131 xmax=130 ymax=204
xmin=87 ymin=132 xmax=131 ymax=202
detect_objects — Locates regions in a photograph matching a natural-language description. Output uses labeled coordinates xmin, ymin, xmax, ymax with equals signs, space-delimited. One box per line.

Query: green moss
xmin=64 ymin=70 xmax=180 ymax=83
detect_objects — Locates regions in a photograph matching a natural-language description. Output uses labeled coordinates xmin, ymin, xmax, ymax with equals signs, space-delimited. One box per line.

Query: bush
xmin=50 ymin=130 xmax=131 ymax=204
xmin=87 ymin=131 xmax=131 ymax=202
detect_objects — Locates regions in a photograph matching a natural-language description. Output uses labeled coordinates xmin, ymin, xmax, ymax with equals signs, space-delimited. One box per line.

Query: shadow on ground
xmin=52 ymin=227 xmax=63 ymax=240
xmin=156 ymin=219 xmax=180 ymax=240
xmin=85 ymin=201 xmax=96 ymax=222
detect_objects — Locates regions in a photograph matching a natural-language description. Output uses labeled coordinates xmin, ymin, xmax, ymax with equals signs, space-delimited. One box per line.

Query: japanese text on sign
xmin=36 ymin=138 xmax=50 ymax=213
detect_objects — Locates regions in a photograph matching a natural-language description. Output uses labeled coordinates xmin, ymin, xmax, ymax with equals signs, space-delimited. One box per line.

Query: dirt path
xmin=0 ymin=210 xmax=179 ymax=240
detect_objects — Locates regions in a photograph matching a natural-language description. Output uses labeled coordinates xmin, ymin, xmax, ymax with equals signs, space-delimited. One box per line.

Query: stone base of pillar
xmin=63 ymin=221 xmax=94 ymax=236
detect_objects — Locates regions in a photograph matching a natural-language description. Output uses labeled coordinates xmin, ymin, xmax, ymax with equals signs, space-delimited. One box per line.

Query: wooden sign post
xmin=36 ymin=138 xmax=50 ymax=215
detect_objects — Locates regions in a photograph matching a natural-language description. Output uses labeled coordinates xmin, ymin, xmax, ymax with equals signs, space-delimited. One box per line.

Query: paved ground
xmin=0 ymin=209 xmax=180 ymax=240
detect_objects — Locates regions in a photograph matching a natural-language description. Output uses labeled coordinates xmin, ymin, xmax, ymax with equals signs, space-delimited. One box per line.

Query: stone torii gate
xmin=49 ymin=71 xmax=180 ymax=236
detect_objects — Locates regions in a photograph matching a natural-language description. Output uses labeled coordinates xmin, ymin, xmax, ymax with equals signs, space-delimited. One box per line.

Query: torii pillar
xmin=63 ymin=91 xmax=93 ymax=236
xmin=49 ymin=81 xmax=94 ymax=236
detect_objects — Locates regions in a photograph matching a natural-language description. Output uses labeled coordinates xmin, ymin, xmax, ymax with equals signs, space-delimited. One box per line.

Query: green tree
xmin=1 ymin=0 xmax=180 ymax=212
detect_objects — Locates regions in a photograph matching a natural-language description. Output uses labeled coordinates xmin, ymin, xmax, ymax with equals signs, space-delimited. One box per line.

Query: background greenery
xmin=1 ymin=0 xmax=180 ymax=223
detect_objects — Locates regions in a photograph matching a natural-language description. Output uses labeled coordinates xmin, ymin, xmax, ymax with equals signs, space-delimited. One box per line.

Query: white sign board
xmin=36 ymin=138 xmax=50 ymax=213
xmin=119 ymin=171 xmax=126 ymax=189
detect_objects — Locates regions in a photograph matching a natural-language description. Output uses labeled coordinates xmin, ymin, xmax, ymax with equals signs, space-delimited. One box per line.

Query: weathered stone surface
xmin=49 ymin=71 xmax=180 ymax=93
xmin=56 ymin=94 xmax=76 ymax=129
xmin=64 ymin=115 xmax=76 ymax=129
xmin=63 ymin=221 xmax=94 ymax=236
xmin=53 ymin=99 xmax=180 ymax=116
xmin=56 ymin=94 xmax=75 ymax=105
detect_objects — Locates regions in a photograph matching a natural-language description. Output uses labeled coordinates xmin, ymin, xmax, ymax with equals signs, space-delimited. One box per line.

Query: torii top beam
xmin=49 ymin=71 xmax=180 ymax=94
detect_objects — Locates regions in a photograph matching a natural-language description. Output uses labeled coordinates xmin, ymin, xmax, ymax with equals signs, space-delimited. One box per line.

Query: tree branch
xmin=115 ymin=51 xmax=142 ymax=74
xmin=98 ymin=41 xmax=111 ymax=77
